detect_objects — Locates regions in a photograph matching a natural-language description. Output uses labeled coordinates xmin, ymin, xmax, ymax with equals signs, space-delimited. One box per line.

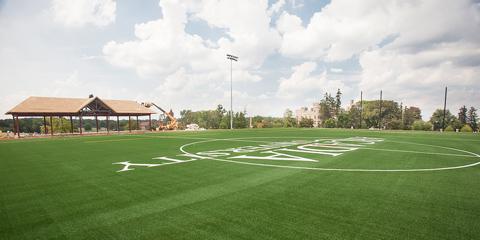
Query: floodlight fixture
xmin=227 ymin=54 xmax=238 ymax=61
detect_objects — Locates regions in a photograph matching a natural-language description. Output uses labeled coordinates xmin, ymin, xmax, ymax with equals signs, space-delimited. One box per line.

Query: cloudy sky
xmin=1 ymin=0 xmax=479 ymax=119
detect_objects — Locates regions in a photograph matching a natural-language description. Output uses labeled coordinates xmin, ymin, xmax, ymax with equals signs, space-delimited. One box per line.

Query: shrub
xmin=412 ymin=120 xmax=432 ymax=131
xmin=323 ymin=118 xmax=336 ymax=128
xmin=423 ymin=122 xmax=433 ymax=131
xmin=299 ymin=118 xmax=314 ymax=128
xmin=389 ymin=119 xmax=403 ymax=130
xmin=460 ymin=124 xmax=473 ymax=132
xmin=444 ymin=126 xmax=454 ymax=132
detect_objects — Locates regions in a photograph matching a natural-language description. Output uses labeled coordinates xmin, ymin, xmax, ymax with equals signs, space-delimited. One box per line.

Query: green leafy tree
xmin=429 ymin=109 xmax=456 ymax=130
xmin=233 ymin=111 xmax=248 ymax=128
xmin=283 ymin=109 xmax=296 ymax=128
xmin=323 ymin=118 xmax=336 ymax=128
xmin=40 ymin=117 xmax=72 ymax=134
xmin=403 ymin=106 xmax=422 ymax=130
xmin=271 ymin=118 xmax=284 ymax=128
xmin=0 ymin=119 xmax=15 ymax=132
xmin=347 ymin=103 xmax=363 ymax=129
xmin=336 ymin=112 xmax=351 ymax=128
xmin=299 ymin=118 xmax=314 ymax=128
xmin=450 ymin=118 xmax=463 ymax=131
xmin=179 ymin=105 xmax=245 ymax=129
xmin=179 ymin=110 xmax=194 ymax=128
xmin=389 ymin=119 xmax=403 ymax=130
xmin=213 ymin=105 xmax=226 ymax=129
xmin=251 ymin=116 xmax=264 ymax=128
xmin=219 ymin=115 xmax=230 ymax=129
xmin=84 ymin=123 xmax=92 ymax=131
xmin=360 ymin=100 xmax=400 ymax=129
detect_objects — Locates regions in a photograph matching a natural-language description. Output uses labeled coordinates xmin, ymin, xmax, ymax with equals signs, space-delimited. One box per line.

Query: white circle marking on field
xmin=179 ymin=137 xmax=480 ymax=172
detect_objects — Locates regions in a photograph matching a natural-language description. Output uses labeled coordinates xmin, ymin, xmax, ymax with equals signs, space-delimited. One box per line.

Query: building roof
xmin=6 ymin=96 xmax=155 ymax=116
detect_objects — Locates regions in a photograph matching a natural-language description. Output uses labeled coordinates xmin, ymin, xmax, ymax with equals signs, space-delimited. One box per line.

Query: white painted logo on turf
xmin=113 ymin=137 xmax=383 ymax=172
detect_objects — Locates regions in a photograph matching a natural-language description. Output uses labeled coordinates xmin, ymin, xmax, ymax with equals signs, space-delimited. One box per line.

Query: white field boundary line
xmin=179 ymin=138 xmax=480 ymax=172
xmin=359 ymin=148 xmax=478 ymax=158
xmin=85 ymin=136 xmax=216 ymax=143
xmin=89 ymin=136 xmax=333 ymax=144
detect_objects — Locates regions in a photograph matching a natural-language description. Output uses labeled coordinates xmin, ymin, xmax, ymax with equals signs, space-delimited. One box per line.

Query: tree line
xmin=292 ymin=89 xmax=478 ymax=132
xmin=179 ymin=105 xmax=248 ymax=129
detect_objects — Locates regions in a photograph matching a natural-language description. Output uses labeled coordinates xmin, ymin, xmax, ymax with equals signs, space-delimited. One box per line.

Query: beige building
xmin=295 ymin=103 xmax=322 ymax=127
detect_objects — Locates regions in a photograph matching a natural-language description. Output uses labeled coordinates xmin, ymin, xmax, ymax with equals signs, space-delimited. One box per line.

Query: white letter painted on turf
xmin=112 ymin=161 xmax=163 ymax=172
xmin=230 ymin=150 xmax=317 ymax=162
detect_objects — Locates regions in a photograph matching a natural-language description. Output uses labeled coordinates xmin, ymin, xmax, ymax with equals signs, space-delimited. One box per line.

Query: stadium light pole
xmin=442 ymin=86 xmax=448 ymax=131
xmin=227 ymin=54 xmax=238 ymax=130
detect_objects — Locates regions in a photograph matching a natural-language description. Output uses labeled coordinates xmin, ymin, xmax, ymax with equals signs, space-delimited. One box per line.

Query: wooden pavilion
xmin=6 ymin=96 xmax=156 ymax=137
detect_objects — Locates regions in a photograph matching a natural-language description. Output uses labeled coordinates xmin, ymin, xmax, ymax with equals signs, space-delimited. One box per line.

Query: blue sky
xmin=1 ymin=0 xmax=479 ymax=119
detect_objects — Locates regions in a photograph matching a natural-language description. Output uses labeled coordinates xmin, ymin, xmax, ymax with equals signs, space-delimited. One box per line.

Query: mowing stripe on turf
xmin=84 ymin=136 xmax=215 ymax=143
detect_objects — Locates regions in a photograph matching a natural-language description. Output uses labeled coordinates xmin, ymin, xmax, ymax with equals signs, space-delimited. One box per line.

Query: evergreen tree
xmin=320 ymin=92 xmax=336 ymax=120
xmin=335 ymin=89 xmax=342 ymax=116
xmin=467 ymin=107 xmax=478 ymax=131
xmin=458 ymin=105 xmax=467 ymax=125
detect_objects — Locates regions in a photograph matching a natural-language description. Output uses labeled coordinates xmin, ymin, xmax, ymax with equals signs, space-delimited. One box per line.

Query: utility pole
xmin=442 ymin=86 xmax=448 ymax=131
xmin=379 ymin=90 xmax=383 ymax=129
xmin=360 ymin=91 xmax=363 ymax=128
xmin=227 ymin=54 xmax=238 ymax=130
xmin=400 ymin=102 xmax=404 ymax=128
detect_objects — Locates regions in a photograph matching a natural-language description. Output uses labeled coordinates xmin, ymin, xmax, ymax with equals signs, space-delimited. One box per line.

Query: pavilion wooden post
xmin=12 ymin=115 xmax=16 ymax=136
xmin=59 ymin=116 xmax=63 ymax=135
xmin=15 ymin=116 xmax=20 ymax=138
xmin=69 ymin=116 xmax=74 ymax=134
xmin=79 ymin=115 xmax=83 ymax=135
xmin=136 ymin=116 xmax=139 ymax=131
xmin=49 ymin=116 xmax=53 ymax=136
xmin=43 ymin=116 xmax=47 ymax=135
xmin=95 ymin=115 xmax=99 ymax=133
xmin=106 ymin=115 xmax=110 ymax=134
xmin=149 ymin=114 xmax=152 ymax=131
xmin=128 ymin=116 xmax=132 ymax=132
xmin=116 ymin=116 xmax=120 ymax=133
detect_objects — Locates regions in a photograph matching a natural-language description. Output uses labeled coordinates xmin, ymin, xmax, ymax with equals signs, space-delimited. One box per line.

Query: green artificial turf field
xmin=1 ymin=128 xmax=479 ymax=240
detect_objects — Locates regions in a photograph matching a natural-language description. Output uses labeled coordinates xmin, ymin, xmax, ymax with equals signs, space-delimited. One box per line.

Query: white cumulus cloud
xmin=277 ymin=0 xmax=480 ymax=117
xmin=277 ymin=61 xmax=346 ymax=99
xmin=51 ymin=0 xmax=116 ymax=27
xmin=102 ymin=0 xmax=279 ymax=113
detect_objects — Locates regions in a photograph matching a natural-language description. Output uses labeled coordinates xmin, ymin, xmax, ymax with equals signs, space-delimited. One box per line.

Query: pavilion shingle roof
xmin=6 ymin=96 xmax=155 ymax=115
xmin=103 ymin=99 xmax=156 ymax=114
